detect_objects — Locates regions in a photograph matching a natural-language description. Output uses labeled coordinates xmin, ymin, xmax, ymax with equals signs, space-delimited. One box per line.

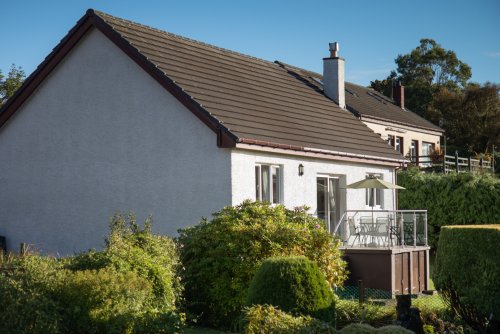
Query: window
xmin=410 ymin=140 xmax=418 ymax=162
xmin=395 ymin=137 xmax=404 ymax=154
xmin=421 ymin=142 xmax=434 ymax=167
xmin=255 ymin=164 xmax=282 ymax=204
xmin=317 ymin=176 xmax=341 ymax=230
xmin=365 ymin=173 xmax=383 ymax=208
xmin=387 ymin=135 xmax=395 ymax=147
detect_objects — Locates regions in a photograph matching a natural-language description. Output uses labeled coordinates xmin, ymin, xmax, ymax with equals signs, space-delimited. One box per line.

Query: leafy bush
xmin=70 ymin=213 xmax=183 ymax=315
xmin=246 ymin=256 xmax=335 ymax=323
xmin=242 ymin=304 xmax=335 ymax=334
xmin=397 ymin=169 xmax=500 ymax=248
xmin=433 ymin=225 xmax=500 ymax=332
xmin=58 ymin=268 xmax=153 ymax=333
xmin=0 ymin=213 xmax=185 ymax=334
xmin=339 ymin=323 xmax=413 ymax=334
xmin=0 ymin=255 xmax=64 ymax=334
xmin=178 ymin=201 xmax=347 ymax=329
xmin=336 ymin=300 xmax=395 ymax=329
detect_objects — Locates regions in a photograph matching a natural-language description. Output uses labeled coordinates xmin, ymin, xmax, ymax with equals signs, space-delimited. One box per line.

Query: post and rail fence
xmin=409 ymin=150 xmax=494 ymax=174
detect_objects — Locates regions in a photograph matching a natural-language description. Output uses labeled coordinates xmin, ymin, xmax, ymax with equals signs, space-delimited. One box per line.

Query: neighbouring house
xmin=0 ymin=10 xmax=429 ymax=295
xmin=277 ymin=63 xmax=445 ymax=166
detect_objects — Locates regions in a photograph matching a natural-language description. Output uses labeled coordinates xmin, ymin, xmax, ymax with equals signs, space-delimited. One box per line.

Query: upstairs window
xmin=387 ymin=135 xmax=395 ymax=147
xmin=395 ymin=136 xmax=404 ymax=154
xmin=255 ymin=164 xmax=282 ymax=204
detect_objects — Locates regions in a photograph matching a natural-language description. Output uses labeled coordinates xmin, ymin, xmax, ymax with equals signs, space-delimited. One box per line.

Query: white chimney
xmin=323 ymin=42 xmax=345 ymax=108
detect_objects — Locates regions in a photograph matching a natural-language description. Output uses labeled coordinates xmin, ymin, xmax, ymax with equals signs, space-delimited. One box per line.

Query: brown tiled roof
xmin=0 ymin=10 xmax=404 ymax=163
xmin=277 ymin=63 xmax=443 ymax=132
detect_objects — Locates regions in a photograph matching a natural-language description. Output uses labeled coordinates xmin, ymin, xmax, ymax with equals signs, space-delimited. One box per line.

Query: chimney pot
xmin=329 ymin=42 xmax=340 ymax=57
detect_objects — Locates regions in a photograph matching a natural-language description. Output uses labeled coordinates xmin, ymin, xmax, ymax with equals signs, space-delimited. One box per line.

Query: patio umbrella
xmin=346 ymin=176 xmax=405 ymax=221
xmin=346 ymin=177 xmax=405 ymax=190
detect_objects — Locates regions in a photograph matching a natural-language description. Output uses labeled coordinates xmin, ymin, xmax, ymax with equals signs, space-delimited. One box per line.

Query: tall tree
xmin=370 ymin=39 xmax=471 ymax=118
xmin=428 ymin=83 xmax=499 ymax=153
xmin=0 ymin=64 xmax=26 ymax=108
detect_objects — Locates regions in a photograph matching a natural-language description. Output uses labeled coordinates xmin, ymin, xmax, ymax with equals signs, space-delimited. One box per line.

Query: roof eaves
xmin=358 ymin=113 xmax=444 ymax=133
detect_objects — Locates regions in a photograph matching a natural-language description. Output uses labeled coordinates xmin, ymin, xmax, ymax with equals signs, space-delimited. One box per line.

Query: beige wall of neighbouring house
xmin=362 ymin=118 xmax=442 ymax=160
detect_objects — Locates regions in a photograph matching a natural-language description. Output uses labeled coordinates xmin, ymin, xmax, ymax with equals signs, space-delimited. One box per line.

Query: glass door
xmin=317 ymin=176 xmax=341 ymax=232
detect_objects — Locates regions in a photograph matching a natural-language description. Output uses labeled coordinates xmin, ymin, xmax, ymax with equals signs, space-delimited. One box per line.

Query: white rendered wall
xmin=231 ymin=149 xmax=395 ymax=217
xmin=0 ymin=28 xmax=231 ymax=255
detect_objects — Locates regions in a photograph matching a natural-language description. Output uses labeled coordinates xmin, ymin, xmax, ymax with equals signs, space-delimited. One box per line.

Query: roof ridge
xmin=92 ymin=9 xmax=279 ymax=68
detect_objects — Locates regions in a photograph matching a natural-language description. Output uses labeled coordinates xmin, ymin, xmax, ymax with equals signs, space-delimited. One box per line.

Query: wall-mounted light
xmin=298 ymin=164 xmax=304 ymax=176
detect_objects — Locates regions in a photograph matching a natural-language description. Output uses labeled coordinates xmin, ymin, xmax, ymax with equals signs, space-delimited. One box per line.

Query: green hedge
xmin=177 ymin=201 xmax=347 ymax=329
xmin=397 ymin=170 xmax=500 ymax=248
xmin=433 ymin=225 xmax=500 ymax=332
xmin=246 ymin=256 xmax=335 ymax=323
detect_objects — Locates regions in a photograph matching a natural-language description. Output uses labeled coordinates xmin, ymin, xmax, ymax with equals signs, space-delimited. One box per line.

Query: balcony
xmin=333 ymin=210 xmax=428 ymax=248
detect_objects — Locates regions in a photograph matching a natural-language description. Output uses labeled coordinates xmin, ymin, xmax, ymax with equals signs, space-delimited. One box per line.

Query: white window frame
xmin=255 ymin=164 xmax=282 ymax=204
xmin=365 ymin=173 xmax=383 ymax=209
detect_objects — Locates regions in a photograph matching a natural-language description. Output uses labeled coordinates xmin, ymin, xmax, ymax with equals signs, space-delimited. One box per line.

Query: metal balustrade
xmin=333 ymin=210 xmax=428 ymax=248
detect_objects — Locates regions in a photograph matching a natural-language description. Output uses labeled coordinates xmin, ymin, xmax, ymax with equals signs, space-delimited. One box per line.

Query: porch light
xmin=298 ymin=164 xmax=304 ymax=176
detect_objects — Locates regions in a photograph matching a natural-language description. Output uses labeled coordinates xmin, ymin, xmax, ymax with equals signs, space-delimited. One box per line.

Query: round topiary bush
xmin=177 ymin=201 xmax=347 ymax=329
xmin=246 ymin=256 xmax=335 ymax=323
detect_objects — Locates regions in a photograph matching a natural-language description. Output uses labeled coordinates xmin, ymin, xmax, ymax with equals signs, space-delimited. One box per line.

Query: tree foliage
xmin=370 ymin=39 xmax=500 ymax=154
xmin=0 ymin=64 xmax=25 ymax=107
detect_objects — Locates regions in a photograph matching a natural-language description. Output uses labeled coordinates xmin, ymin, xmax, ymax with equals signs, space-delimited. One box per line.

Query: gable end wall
xmin=0 ymin=28 xmax=231 ymax=254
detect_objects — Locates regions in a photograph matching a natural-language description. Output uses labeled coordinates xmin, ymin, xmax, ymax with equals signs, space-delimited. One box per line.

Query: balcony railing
xmin=333 ymin=210 xmax=428 ymax=248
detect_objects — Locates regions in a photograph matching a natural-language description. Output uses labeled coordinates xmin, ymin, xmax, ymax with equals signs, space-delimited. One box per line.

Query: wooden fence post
xmin=20 ymin=243 xmax=27 ymax=256
xmin=455 ymin=151 xmax=459 ymax=173
xmin=468 ymin=156 xmax=472 ymax=172
xmin=358 ymin=279 xmax=365 ymax=305
xmin=442 ymin=154 xmax=446 ymax=173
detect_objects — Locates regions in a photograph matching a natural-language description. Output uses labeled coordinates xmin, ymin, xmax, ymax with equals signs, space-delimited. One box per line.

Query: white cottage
xmin=0 ymin=10 xmax=405 ymax=255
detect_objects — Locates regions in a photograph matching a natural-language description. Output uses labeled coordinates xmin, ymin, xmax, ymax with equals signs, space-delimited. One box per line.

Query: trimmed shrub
xmin=246 ymin=256 xmax=335 ymax=323
xmin=178 ymin=201 xmax=347 ymax=329
xmin=335 ymin=300 xmax=395 ymax=329
xmin=397 ymin=169 xmax=500 ymax=248
xmin=433 ymin=225 xmax=500 ymax=332
xmin=242 ymin=304 xmax=335 ymax=334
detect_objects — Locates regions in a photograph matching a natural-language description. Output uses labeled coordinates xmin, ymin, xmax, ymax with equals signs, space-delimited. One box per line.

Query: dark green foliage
xmin=246 ymin=256 xmax=335 ymax=323
xmin=433 ymin=225 xmax=500 ymax=332
xmin=177 ymin=201 xmax=347 ymax=329
xmin=397 ymin=169 xmax=500 ymax=248
xmin=242 ymin=305 xmax=335 ymax=334
xmin=0 ymin=213 xmax=185 ymax=333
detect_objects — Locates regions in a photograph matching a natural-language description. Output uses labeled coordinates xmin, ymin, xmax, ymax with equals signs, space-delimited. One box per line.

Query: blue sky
xmin=2 ymin=0 xmax=499 ymax=86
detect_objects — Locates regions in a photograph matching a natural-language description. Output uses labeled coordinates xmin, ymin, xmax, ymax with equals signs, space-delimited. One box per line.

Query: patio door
xmin=317 ymin=176 xmax=341 ymax=232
